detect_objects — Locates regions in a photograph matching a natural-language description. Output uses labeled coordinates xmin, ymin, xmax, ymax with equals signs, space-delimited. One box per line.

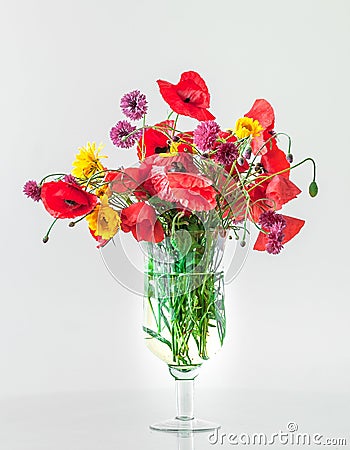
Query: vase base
xmin=150 ymin=418 xmax=220 ymax=433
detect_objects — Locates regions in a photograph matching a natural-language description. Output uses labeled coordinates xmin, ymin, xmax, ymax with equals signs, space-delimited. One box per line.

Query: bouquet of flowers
xmin=23 ymin=71 xmax=318 ymax=430
xmin=23 ymin=70 xmax=317 ymax=254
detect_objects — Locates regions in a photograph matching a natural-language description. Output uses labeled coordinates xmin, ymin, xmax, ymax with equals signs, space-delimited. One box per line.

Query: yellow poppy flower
xmin=86 ymin=195 xmax=121 ymax=240
xmin=234 ymin=117 xmax=263 ymax=139
xmin=72 ymin=142 xmax=107 ymax=180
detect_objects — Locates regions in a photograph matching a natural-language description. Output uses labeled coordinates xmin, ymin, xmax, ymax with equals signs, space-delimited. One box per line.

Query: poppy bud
xmin=255 ymin=163 xmax=264 ymax=174
xmin=69 ymin=221 xmax=75 ymax=227
xmin=240 ymin=240 xmax=246 ymax=247
xmin=309 ymin=181 xmax=318 ymax=197
xmin=243 ymin=148 xmax=252 ymax=159
xmin=237 ymin=156 xmax=245 ymax=166
xmin=286 ymin=153 xmax=293 ymax=163
xmin=42 ymin=235 xmax=49 ymax=243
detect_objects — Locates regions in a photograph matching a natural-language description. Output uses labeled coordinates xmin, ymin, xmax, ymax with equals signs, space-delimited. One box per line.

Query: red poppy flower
xmin=141 ymin=153 xmax=198 ymax=175
xmin=247 ymin=138 xmax=298 ymax=220
xmin=265 ymin=175 xmax=301 ymax=210
xmin=253 ymin=215 xmax=305 ymax=251
xmin=137 ymin=122 xmax=195 ymax=160
xmin=151 ymin=170 xmax=217 ymax=211
xmin=120 ymin=202 xmax=164 ymax=243
xmin=157 ymin=71 xmax=215 ymax=121
xmin=41 ymin=180 xmax=97 ymax=219
xmin=137 ymin=121 xmax=174 ymax=160
xmin=245 ymin=99 xmax=275 ymax=155
xmin=261 ymin=138 xmax=290 ymax=179
xmin=248 ymin=173 xmax=301 ymax=221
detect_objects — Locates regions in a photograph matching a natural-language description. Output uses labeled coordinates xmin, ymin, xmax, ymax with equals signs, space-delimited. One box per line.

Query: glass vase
xmin=143 ymin=227 xmax=227 ymax=432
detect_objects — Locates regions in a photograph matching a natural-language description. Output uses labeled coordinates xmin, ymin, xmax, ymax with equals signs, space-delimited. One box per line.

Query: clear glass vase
xmin=143 ymin=227 xmax=227 ymax=432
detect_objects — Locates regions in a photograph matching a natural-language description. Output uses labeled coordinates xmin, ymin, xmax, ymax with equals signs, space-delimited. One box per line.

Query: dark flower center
xmin=184 ymin=97 xmax=191 ymax=103
xmin=65 ymin=199 xmax=78 ymax=206
xmin=155 ymin=146 xmax=169 ymax=154
xmin=255 ymin=162 xmax=266 ymax=173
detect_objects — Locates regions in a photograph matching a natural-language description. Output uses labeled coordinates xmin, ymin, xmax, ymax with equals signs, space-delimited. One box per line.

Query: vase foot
xmin=150 ymin=418 xmax=220 ymax=433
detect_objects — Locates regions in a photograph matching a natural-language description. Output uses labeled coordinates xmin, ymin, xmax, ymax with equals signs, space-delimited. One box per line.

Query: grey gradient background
xmin=1 ymin=0 xmax=350 ymax=446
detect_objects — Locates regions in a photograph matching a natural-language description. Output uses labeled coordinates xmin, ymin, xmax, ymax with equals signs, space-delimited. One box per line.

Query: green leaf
xmin=142 ymin=326 xmax=172 ymax=350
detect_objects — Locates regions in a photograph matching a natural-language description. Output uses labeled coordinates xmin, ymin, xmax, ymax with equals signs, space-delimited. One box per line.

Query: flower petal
xmin=245 ymin=99 xmax=275 ymax=156
xmin=253 ymin=215 xmax=305 ymax=251
xmin=261 ymin=139 xmax=290 ymax=178
xmin=265 ymin=175 xmax=302 ymax=210
xmin=166 ymin=172 xmax=217 ymax=211
xmin=245 ymin=99 xmax=275 ymax=130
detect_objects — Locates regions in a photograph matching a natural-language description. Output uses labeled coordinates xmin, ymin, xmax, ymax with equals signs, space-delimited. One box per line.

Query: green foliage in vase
xmin=143 ymin=230 xmax=226 ymax=366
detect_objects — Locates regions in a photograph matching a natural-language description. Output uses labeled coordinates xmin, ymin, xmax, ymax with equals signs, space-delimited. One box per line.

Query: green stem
xmin=141 ymin=114 xmax=146 ymax=160
xmin=247 ymin=157 xmax=317 ymax=193
xmin=39 ymin=173 xmax=67 ymax=185
xmin=172 ymin=114 xmax=179 ymax=139
xmin=42 ymin=218 xmax=58 ymax=242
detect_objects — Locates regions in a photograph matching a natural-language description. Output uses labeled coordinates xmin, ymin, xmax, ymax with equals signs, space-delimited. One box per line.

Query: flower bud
xmin=42 ymin=235 xmax=49 ymax=243
xmin=286 ymin=153 xmax=293 ymax=163
xmin=69 ymin=221 xmax=75 ymax=227
xmin=243 ymin=148 xmax=252 ymax=159
xmin=240 ymin=240 xmax=246 ymax=247
xmin=255 ymin=163 xmax=264 ymax=174
xmin=309 ymin=181 xmax=318 ymax=197
xmin=237 ymin=156 xmax=245 ymax=166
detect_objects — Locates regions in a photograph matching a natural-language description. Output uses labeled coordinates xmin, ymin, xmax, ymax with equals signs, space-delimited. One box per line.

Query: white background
xmin=1 ymin=0 xmax=349 ymax=403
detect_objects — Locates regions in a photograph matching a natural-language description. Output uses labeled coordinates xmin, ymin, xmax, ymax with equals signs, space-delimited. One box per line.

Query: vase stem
xmin=176 ymin=379 xmax=194 ymax=421
xmin=169 ymin=366 xmax=199 ymax=422
xmin=150 ymin=366 xmax=219 ymax=432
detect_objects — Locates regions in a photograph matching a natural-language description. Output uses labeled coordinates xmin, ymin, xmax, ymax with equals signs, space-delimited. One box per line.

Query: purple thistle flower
xmin=110 ymin=120 xmax=141 ymax=149
xmin=214 ymin=142 xmax=239 ymax=166
xmin=259 ymin=210 xmax=287 ymax=255
xmin=266 ymin=228 xmax=284 ymax=254
xmin=23 ymin=180 xmax=41 ymax=202
xmin=120 ymin=90 xmax=148 ymax=121
xmin=259 ymin=210 xmax=286 ymax=230
xmin=193 ymin=120 xmax=220 ymax=151
xmin=63 ymin=174 xmax=78 ymax=184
